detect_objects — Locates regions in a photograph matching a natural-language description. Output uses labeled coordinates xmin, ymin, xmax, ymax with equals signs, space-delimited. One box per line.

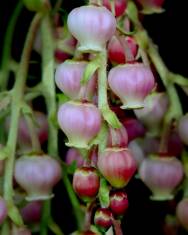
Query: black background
xmin=1 ymin=0 xmax=188 ymax=234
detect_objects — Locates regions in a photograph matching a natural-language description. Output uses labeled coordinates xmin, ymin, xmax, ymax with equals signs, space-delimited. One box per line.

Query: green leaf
xmin=98 ymin=178 xmax=110 ymax=208
xmin=57 ymin=93 xmax=70 ymax=105
xmin=66 ymin=161 xmax=77 ymax=175
xmin=48 ymin=219 xmax=64 ymax=235
xmin=0 ymin=147 xmax=9 ymax=160
xmin=89 ymin=123 xmax=108 ymax=152
xmin=126 ymin=1 xmax=139 ymax=25
xmin=101 ymin=106 xmax=122 ymax=129
xmin=81 ymin=59 xmax=100 ymax=85
xmin=8 ymin=204 xmax=23 ymax=226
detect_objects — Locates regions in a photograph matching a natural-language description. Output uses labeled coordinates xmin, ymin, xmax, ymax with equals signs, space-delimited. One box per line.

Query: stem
xmin=41 ymin=16 xmax=58 ymax=157
xmin=128 ymin=1 xmax=183 ymax=152
xmin=25 ymin=113 xmax=41 ymax=152
xmin=62 ymin=164 xmax=84 ymax=230
xmin=40 ymin=14 xmax=58 ymax=235
xmin=2 ymin=12 xmax=42 ymax=229
xmin=98 ymin=50 xmax=108 ymax=109
xmin=0 ymin=1 xmax=23 ymax=90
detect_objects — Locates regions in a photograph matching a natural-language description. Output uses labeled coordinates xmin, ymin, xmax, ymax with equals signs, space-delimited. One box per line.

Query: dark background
xmin=1 ymin=0 xmax=188 ymax=234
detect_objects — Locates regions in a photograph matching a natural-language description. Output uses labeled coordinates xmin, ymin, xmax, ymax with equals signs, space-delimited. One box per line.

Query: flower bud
xmin=107 ymin=126 xmax=128 ymax=148
xmin=20 ymin=201 xmax=42 ymax=223
xmin=65 ymin=148 xmax=84 ymax=167
xmin=102 ymin=0 xmax=127 ymax=17
xmin=110 ymin=190 xmax=128 ymax=215
xmin=139 ymin=156 xmax=184 ymax=200
xmin=14 ymin=155 xmax=62 ymax=201
xmin=94 ymin=208 xmax=113 ymax=229
xmin=58 ymin=101 xmax=101 ymax=148
xmin=67 ymin=6 xmax=116 ymax=52
xmin=97 ymin=148 xmax=137 ymax=188
xmin=73 ymin=166 xmax=100 ymax=200
xmin=55 ymin=61 xmax=97 ymax=101
xmin=0 ymin=196 xmax=7 ymax=225
xmin=108 ymin=35 xmax=138 ymax=64
xmin=176 ymin=198 xmax=188 ymax=231
xmin=108 ymin=63 xmax=155 ymax=109
xmin=122 ymin=118 xmax=145 ymax=142
xmin=134 ymin=92 xmax=169 ymax=135
xmin=178 ymin=114 xmax=188 ymax=146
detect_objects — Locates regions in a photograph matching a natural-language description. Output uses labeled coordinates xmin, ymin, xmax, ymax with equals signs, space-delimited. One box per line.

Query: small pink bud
xmin=67 ymin=6 xmax=116 ymax=52
xmin=94 ymin=208 xmax=113 ymax=229
xmin=58 ymin=101 xmax=101 ymax=148
xmin=178 ymin=114 xmax=188 ymax=145
xmin=65 ymin=148 xmax=84 ymax=167
xmin=20 ymin=201 xmax=42 ymax=223
xmin=110 ymin=190 xmax=128 ymax=215
xmin=73 ymin=166 xmax=100 ymax=200
xmin=107 ymin=126 xmax=128 ymax=148
xmin=102 ymin=0 xmax=127 ymax=17
xmin=176 ymin=198 xmax=188 ymax=231
xmin=122 ymin=118 xmax=145 ymax=142
xmin=97 ymin=148 xmax=137 ymax=188
xmin=55 ymin=61 xmax=97 ymax=101
xmin=108 ymin=63 xmax=155 ymax=109
xmin=139 ymin=156 xmax=184 ymax=200
xmin=14 ymin=155 xmax=62 ymax=201
xmin=0 ymin=196 xmax=7 ymax=225
xmin=108 ymin=35 xmax=138 ymax=64
xmin=134 ymin=92 xmax=169 ymax=135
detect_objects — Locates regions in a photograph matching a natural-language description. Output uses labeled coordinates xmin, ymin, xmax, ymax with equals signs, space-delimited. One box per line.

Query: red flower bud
xmin=73 ymin=166 xmax=100 ymax=200
xmin=102 ymin=0 xmax=127 ymax=17
xmin=94 ymin=208 xmax=113 ymax=229
xmin=20 ymin=201 xmax=42 ymax=223
xmin=108 ymin=35 xmax=137 ymax=64
xmin=65 ymin=148 xmax=84 ymax=167
xmin=110 ymin=190 xmax=128 ymax=215
xmin=97 ymin=148 xmax=137 ymax=188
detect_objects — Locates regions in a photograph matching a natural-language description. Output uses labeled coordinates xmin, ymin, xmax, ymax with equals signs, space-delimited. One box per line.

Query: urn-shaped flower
xmin=97 ymin=148 xmax=137 ymax=188
xmin=14 ymin=155 xmax=62 ymax=201
xmin=139 ymin=156 xmax=184 ymax=200
xmin=108 ymin=63 xmax=155 ymax=109
xmin=67 ymin=6 xmax=116 ymax=52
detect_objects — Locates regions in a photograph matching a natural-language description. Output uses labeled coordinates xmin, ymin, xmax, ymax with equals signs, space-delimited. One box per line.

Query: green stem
xmin=128 ymin=1 xmax=183 ymax=152
xmin=25 ymin=113 xmax=41 ymax=152
xmin=0 ymin=1 xmax=23 ymax=90
xmin=40 ymin=15 xmax=58 ymax=235
xmin=98 ymin=50 xmax=108 ymax=109
xmin=97 ymin=51 xmax=121 ymax=129
xmin=2 ymin=12 xmax=42 ymax=229
xmin=62 ymin=165 xmax=84 ymax=230
xmin=41 ymin=16 xmax=57 ymax=156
